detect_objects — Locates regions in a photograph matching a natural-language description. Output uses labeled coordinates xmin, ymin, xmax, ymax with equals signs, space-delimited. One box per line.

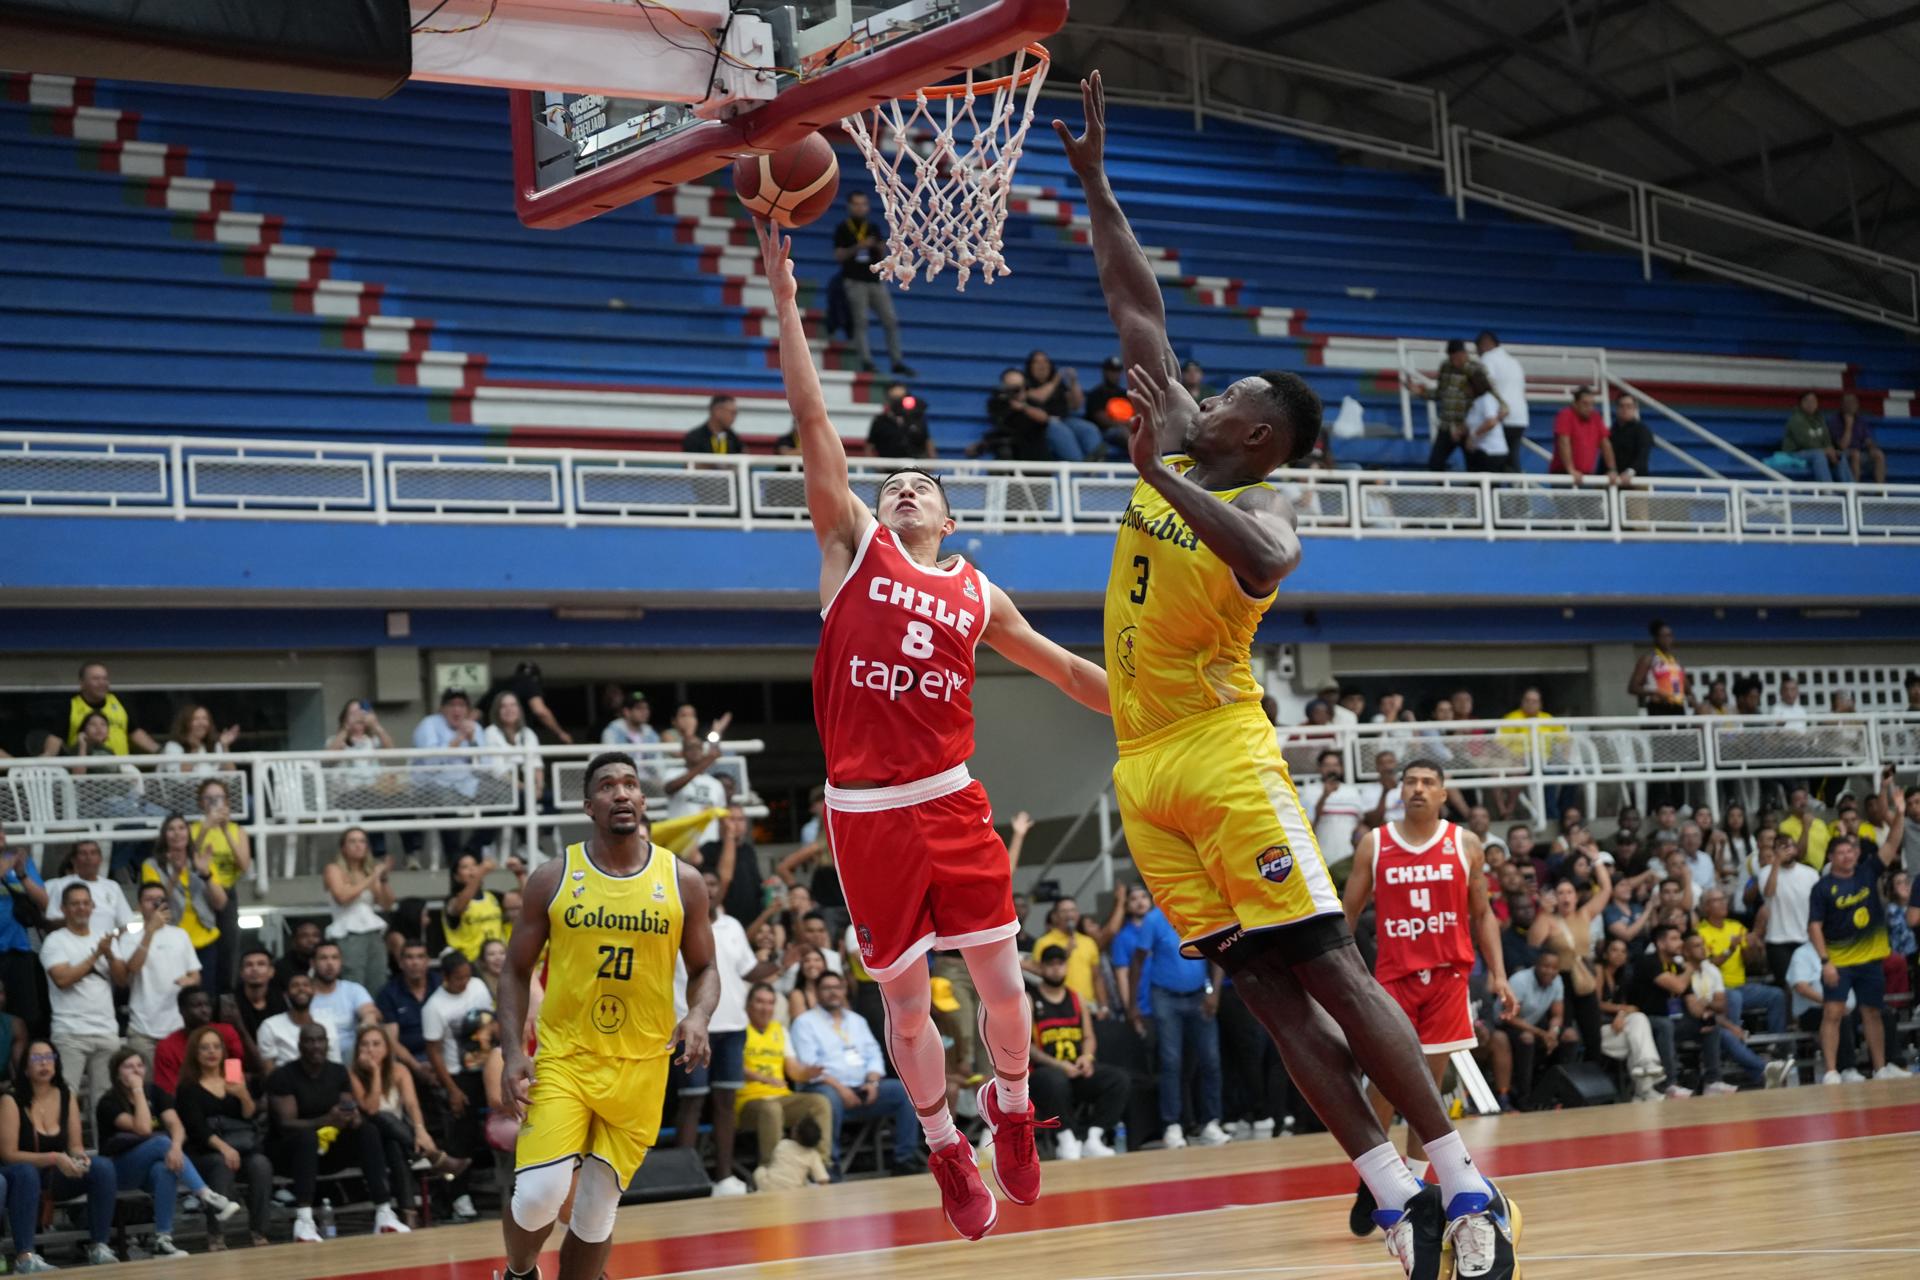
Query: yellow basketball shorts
xmin=1113 ymin=700 xmax=1343 ymax=949
xmin=515 ymin=1051 xmax=670 ymax=1188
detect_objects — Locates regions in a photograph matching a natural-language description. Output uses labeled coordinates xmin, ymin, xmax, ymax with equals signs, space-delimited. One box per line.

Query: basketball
xmin=732 ymin=133 xmax=840 ymax=227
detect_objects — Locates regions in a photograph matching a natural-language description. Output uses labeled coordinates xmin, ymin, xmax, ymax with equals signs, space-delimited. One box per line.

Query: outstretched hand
xmin=1050 ymin=71 xmax=1107 ymax=177
xmin=1125 ymin=362 xmax=1174 ymax=480
xmin=754 ymin=218 xmax=798 ymax=309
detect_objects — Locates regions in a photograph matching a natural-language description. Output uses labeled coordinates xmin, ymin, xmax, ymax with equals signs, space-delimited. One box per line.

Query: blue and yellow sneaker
xmin=1441 ymin=1181 xmax=1522 ymax=1279
xmin=1378 ymin=1183 xmax=1447 ymax=1280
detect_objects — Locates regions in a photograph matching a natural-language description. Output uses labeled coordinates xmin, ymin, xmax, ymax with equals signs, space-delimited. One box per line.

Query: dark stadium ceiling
xmin=1083 ymin=0 xmax=1920 ymax=263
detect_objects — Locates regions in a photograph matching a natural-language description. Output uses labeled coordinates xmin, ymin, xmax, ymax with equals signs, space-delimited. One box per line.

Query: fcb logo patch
xmin=1256 ymin=843 xmax=1294 ymax=884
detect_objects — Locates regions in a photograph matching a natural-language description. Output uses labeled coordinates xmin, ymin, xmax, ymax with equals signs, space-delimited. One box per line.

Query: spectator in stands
xmin=1106 ymin=882 xmax=1157 ymax=1019
xmin=1294 ymin=749 xmax=1366 ymax=874
xmin=173 ymin=1024 xmax=272 ymax=1249
xmin=1595 ymin=937 xmax=1664 ymax=1100
xmin=504 ymin=660 xmax=571 ymax=745
xmin=40 ymin=883 xmax=121 ymax=1107
xmin=443 ymin=851 xmax=509 ymax=961
xmin=96 ymin=1046 xmax=238 ymax=1256
xmin=1084 ymin=357 xmax=1133 ymax=454
xmin=43 ymin=840 xmax=130 ymax=935
xmin=321 ymin=829 xmax=394 ymax=991
xmin=349 ymin=1024 xmax=464 ymax=1226
xmin=1610 ymin=393 xmax=1654 ymax=483
xmin=376 ymin=940 xmax=438 ymax=1074
xmin=420 ymin=949 xmax=493 ymax=1171
xmin=1461 ymin=376 xmax=1510 ymax=471
xmin=868 ymin=381 xmax=933 ymax=459
xmin=1023 ymin=350 xmax=1105 ymax=462
xmin=683 ymin=394 xmax=745 ymax=455
xmin=482 ymin=693 xmax=546 ymax=859
xmin=666 ymin=738 xmax=730 ymax=848
xmin=67 ymin=661 xmax=159 ymax=755
xmin=1781 ymin=390 xmax=1851 ymax=483
xmin=1775 ymin=677 xmax=1810 ymax=723
xmin=1699 ymin=678 xmax=1735 ymax=717
xmin=1697 ymin=888 xmax=1784 ymax=1033
xmin=1808 ymin=835 xmax=1907 ymax=1080
xmin=1124 ymin=903 xmax=1225 ymax=1149
xmin=278 ymin=919 xmax=322 ymax=986
xmin=1549 ymin=385 xmax=1620 ymax=486
xmin=1501 ymin=950 xmax=1567 ymax=1105
xmin=1358 ymin=750 xmax=1405 ymax=832
xmin=407 ymin=690 xmax=485 ymax=869
xmin=1028 ymin=945 xmax=1124 ymax=1160
xmin=833 ymin=191 xmax=911 ymax=375
xmin=142 ymin=815 xmax=225 ymax=992
xmin=705 ymin=804 xmax=768 ymax=927
xmin=1031 ymin=898 xmax=1109 ymax=1013
xmin=0 ymin=840 xmax=49 ymax=1043
xmin=114 ymin=881 xmax=199 ymax=1062
xmin=308 ymin=941 xmax=379 ymax=1061
xmin=736 ymin=983 xmax=832 ymax=1172
xmin=784 ymin=946 xmax=831 ymax=1021
xmin=232 ymin=940 xmax=284 ymax=1051
xmin=1423 ymin=339 xmax=1496 ymax=471
xmin=162 ymin=705 xmax=238 ymax=774
xmin=790 ymin=972 xmax=922 ymax=1173
xmin=1761 ymin=831 xmax=1820 ymax=983
xmin=600 ymin=688 xmax=659 ymax=770
xmin=1627 ymin=923 xmax=1691 ymax=1096
xmin=188 ymin=778 xmax=249 ymax=995
xmin=976 ymin=367 xmax=1050 ymax=460
xmin=152 ymin=987 xmax=254 ymax=1094
xmin=258 ymin=972 xmax=339 ymax=1068
xmin=1780 ymin=785 xmax=1831 ymax=871
xmin=1179 ymin=359 xmax=1216 ymax=402
xmin=1783 ymin=938 xmax=1860 ymax=1080
xmin=1680 ymin=931 xmax=1772 ymax=1092
xmin=1474 ymin=331 xmax=1529 ymax=466
xmin=1 ymin=1040 xmax=119 ymax=1268
xmin=268 ymin=1022 xmax=410 ymax=1238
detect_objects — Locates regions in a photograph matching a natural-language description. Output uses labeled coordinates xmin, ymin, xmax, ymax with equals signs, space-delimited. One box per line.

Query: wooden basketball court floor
xmin=97 ymin=1082 xmax=1920 ymax=1280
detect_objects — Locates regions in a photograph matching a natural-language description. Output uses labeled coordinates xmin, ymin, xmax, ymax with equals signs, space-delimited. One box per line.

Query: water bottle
xmin=318 ymin=1199 xmax=337 ymax=1240
xmin=1112 ymin=1122 xmax=1127 ymax=1154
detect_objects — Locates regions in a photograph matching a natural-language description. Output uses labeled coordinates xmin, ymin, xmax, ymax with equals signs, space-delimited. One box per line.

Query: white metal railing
xmin=1281 ymin=711 xmax=1920 ymax=823
xmin=6 ymin=430 xmax=1919 ymax=543
xmin=1039 ymin=26 xmax=1920 ymax=335
xmin=0 ymin=740 xmax=764 ymax=890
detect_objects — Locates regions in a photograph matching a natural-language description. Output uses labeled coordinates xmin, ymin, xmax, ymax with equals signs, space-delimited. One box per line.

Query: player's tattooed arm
xmin=754 ymin=219 xmax=869 ymax=565
xmin=674 ymin=860 xmax=719 ymax=1069
xmin=982 ymin=584 xmax=1111 ymax=715
xmin=496 ymin=856 xmax=561 ymax=1120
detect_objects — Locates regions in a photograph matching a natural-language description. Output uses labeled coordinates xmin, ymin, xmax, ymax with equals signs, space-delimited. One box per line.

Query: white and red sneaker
xmin=927 ymin=1136 xmax=998 ymax=1241
xmin=976 ymin=1080 xmax=1056 ymax=1206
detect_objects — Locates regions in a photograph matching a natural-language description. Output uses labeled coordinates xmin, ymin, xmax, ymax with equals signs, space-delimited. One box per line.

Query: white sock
xmin=1354 ymin=1141 xmax=1424 ymax=1217
xmin=295 ymin=1207 xmax=314 ymax=1223
xmin=995 ymin=1073 xmax=1029 ymax=1112
xmin=1422 ymin=1131 xmax=1492 ymax=1211
xmin=919 ymin=1105 xmax=959 ymax=1151
xmin=1407 ymin=1158 xmax=1430 ymax=1183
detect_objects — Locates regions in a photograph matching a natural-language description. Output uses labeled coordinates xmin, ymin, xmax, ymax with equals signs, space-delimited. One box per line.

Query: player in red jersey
xmin=1340 ymin=759 xmax=1515 ymax=1238
xmin=758 ymin=222 xmax=1110 ymax=1241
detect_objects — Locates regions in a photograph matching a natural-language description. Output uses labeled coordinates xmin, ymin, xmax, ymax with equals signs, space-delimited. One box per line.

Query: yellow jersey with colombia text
xmin=1104 ymin=458 xmax=1276 ymax=743
xmin=536 ymin=840 xmax=683 ymax=1062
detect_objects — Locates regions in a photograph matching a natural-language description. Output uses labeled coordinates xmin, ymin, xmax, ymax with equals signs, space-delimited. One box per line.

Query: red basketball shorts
xmin=1381 ymin=965 xmax=1476 ymax=1055
xmin=825 ymin=767 xmax=1018 ymax=981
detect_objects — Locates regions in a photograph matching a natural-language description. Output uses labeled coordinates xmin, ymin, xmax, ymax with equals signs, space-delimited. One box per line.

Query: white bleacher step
xmin=338 ymin=316 xmax=435 ymax=355
xmin=6 ymin=71 xmax=92 ymax=107
xmin=468 ymin=383 xmax=855 ymax=436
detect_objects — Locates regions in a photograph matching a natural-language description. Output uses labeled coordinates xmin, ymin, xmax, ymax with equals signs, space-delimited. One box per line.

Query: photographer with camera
xmin=867 ymin=381 xmax=934 ymax=459
xmin=974 ymin=367 xmax=1053 ymax=460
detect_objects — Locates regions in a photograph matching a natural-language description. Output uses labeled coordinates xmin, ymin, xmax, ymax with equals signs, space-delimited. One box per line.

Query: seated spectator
xmin=1696 ymin=888 xmax=1785 ymax=1034
xmin=0 ymin=1040 xmax=119 ymax=1268
xmin=114 ymin=880 xmax=202 ymax=1062
xmin=143 ymin=813 xmax=226 ymax=981
xmin=40 ymin=882 xmax=122 ymax=1107
xmin=43 ymin=840 xmax=131 ymax=935
xmin=232 ymin=946 xmax=287 ymax=1049
xmin=478 ymin=938 xmax=508 ymax=1001
xmin=599 ymin=689 xmax=660 ymax=763
xmin=376 ymin=940 xmax=440 ymax=1075
xmin=784 ymin=945 xmax=832 ymax=1020
xmin=406 ymin=690 xmax=486 ymax=870
xmin=267 ymin=1023 xmax=410 ymax=1238
xmin=155 ymin=989 xmax=255 ymax=1095
xmin=1084 ymin=357 xmax=1133 ymax=454
xmin=1030 ymin=898 xmax=1109 ymax=1014
xmin=173 ymin=1025 xmax=271 ymax=1249
xmin=322 ymin=829 xmax=396 ymax=989
xmin=1627 ymin=923 xmax=1692 ymax=1098
xmin=161 ymin=704 xmax=238 ymax=775
xmin=683 ymin=394 xmax=744 ymax=454
xmin=308 ymin=940 xmax=380 ymax=1056
xmin=975 ymin=368 xmax=1049 ymax=459
xmin=1179 ymin=359 xmax=1216 ymax=402
xmin=349 ymin=1024 xmax=466 ymax=1227
xmin=736 ymin=983 xmax=833 ymax=1172
xmin=1595 ymin=938 xmax=1664 ymax=1100
xmin=1499 ymin=951 xmax=1569 ymax=1107
xmin=95 ymin=1047 xmax=239 ymax=1256
xmin=67 ymin=660 xmax=159 ymax=756
xmin=1023 ymin=349 xmax=1105 ymax=461
xmin=258 ymin=973 xmax=341 ymax=1068
xmin=868 ymin=381 xmax=934 ymax=459
xmin=1780 ymin=390 xmax=1851 ymax=483
xmin=1028 ymin=946 xmax=1125 ymax=1160
xmin=421 ymin=950 xmax=493 ymax=1220
xmin=1548 ymin=385 xmax=1619 ymax=486
xmin=790 ymin=973 xmax=921 ymax=1173
xmin=755 ymin=1114 xmax=832 ymax=1191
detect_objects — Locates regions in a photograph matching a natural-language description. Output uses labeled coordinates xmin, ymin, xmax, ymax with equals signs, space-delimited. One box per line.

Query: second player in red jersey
xmin=761 ymin=221 xmax=1109 ymax=1243
xmin=1340 ymin=759 xmax=1514 ymax=1236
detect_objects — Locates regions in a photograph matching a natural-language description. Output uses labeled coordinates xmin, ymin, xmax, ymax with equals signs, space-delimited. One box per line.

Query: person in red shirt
xmin=1549 ymin=386 xmax=1620 ymax=485
xmin=152 ymin=988 xmax=258 ymax=1093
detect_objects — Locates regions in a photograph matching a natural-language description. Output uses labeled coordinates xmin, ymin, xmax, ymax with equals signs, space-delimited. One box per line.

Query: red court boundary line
xmin=355 ymin=1100 xmax=1920 ymax=1280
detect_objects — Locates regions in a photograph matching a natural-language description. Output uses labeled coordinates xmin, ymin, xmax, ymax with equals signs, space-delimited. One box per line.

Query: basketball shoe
xmin=927 ymin=1136 xmax=997 ymax=1240
xmin=1378 ymin=1183 xmax=1446 ymax=1280
xmin=976 ymin=1080 xmax=1055 ymax=1205
xmin=1441 ymin=1181 xmax=1522 ymax=1278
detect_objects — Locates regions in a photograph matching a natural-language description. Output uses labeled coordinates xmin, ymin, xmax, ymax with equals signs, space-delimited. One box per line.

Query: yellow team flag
xmin=652 ymin=807 xmax=727 ymax=856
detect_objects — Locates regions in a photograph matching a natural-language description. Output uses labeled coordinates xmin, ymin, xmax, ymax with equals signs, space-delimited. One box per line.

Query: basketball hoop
xmin=840 ymin=43 xmax=1050 ymax=291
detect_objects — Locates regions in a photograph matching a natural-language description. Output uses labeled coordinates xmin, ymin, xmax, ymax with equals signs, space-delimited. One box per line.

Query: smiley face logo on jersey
xmin=1115 ymin=625 xmax=1138 ymax=678
xmin=591 ymin=994 xmax=627 ymax=1035
xmin=1256 ymin=843 xmax=1294 ymax=884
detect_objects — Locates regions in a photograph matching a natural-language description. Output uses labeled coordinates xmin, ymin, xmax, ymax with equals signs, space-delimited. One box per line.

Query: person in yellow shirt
xmin=1779 ymin=787 xmax=1833 ymax=871
xmin=189 ymin=778 xmax=251 ymax=996
xmin=1696 ymin=889 xmax=1785 ymax=1034
xmin=66 ymin=661 xmax=160 ymax=756
xmin=143 ymin=814 xmax=226 ymax=976
xmin=736 ymin=983 xmax=832 ymax=1170
xmin=1029 ymin=897 xmax=1109 ymax=1015
xmin=1498 ymin=687 xmax=1567 ymax=816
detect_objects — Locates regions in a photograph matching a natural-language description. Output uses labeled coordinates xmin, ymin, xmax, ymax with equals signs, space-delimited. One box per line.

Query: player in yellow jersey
xmin=496 ymin=753 xmax=718 ymax=1280
xmin=1056 ymin=72 xmax=1520 ymax=1280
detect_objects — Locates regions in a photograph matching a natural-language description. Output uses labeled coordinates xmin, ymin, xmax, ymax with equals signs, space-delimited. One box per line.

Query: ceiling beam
xmin=1242 ymin=0 xmax=1396 ymax=45
xmin=1394 ymin=0 xmax=1645 ymax=84
xmin=1652 ymin=104 xmax=1920 ymax=193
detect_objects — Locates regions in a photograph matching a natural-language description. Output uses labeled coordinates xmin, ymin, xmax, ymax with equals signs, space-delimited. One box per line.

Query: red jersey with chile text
xmin=812 ymin=522 xmax=992 ymax=787
xmin=1373 ymin=820 xmax=1476 ymax=984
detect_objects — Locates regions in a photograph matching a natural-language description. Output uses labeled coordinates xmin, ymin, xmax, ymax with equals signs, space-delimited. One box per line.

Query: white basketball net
xmin=840 ymin=46 xmax=1049 ymax=291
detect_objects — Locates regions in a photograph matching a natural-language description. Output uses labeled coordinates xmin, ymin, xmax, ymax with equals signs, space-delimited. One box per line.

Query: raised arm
xmin=1053 ymin=73 xmax=1194 ymax=451
xmin=982 ymin=585 xmax=1110 ymax=715
xmin=757 ymin=220 xmax=868 ymax=572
